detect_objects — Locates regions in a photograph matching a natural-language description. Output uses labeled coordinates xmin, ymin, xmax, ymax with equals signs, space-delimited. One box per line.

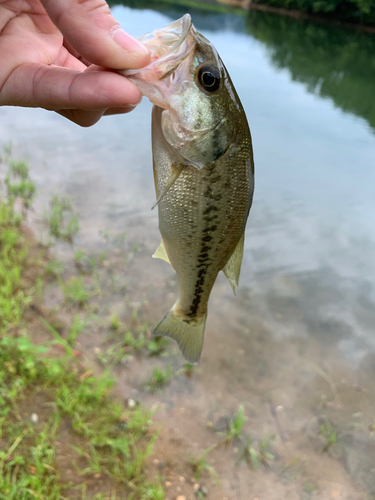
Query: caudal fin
xmin=153 ymin=308 xmax=207 ymax=364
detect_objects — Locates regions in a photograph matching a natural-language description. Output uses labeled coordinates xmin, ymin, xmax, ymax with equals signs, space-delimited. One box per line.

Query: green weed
xmin=67 ymin=315 xmax=88 ymax=346
xmin=74 ymin=249 xmax=94 ymax=274
xmin=46 ymin=193 xmax=79 ymax=243
xmin=239 ymin=432 xmax=275 ymax=470
xmin=45 ymin=258 xmax=64 ymax=277
xmin=3 ymin=152 xmax=36 ymax=211
xmin=177 ymin=362 xmax=195 ymax=378
xmin=218 ymin=404 xmax=246 ymax=446
xmin=145 ymin=367 xmax=173 ymax=393
xmin=189 ymin=444 xmax=219 ymax=482
xmin=319 ymin=418 xmax=337 ymax=452
xmin=62 ymin=276 xmax=93 ymax=307
xmin=0 ymin=159 xmax=165 ymax=499
xmin=109 ymin=313 xmax=122 ymax=331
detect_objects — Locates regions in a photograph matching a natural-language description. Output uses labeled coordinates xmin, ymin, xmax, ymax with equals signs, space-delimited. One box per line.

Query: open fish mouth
xmin=138 ymin=14 xmax=192 ymax=62
xmin=121 ymin=14 xmax=195 ymax=107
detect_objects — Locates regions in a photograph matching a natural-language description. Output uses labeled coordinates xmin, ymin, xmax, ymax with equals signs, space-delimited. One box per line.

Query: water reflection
xmin=245 ymin=10 xmax=375 ymax=134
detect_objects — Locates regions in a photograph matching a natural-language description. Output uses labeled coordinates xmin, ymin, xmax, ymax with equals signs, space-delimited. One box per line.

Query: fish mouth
xmin=122 ymin=15 xmax=195 ymax=108
xmin=138 ymin=14 xmax=192 ymax=62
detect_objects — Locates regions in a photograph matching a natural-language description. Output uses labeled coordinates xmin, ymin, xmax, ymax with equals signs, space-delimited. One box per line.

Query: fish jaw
xmin=121 ymin=14 xmax=196 ymax=109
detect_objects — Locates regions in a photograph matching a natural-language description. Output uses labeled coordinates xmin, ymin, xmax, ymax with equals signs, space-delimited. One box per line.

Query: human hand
xmin=0 ymin=0 xmax=150 ymax=126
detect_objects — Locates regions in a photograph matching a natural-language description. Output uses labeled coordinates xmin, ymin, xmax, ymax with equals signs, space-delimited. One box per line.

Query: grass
xmin=61 ymin=276 xmax=93 ymax=307
xmin=238 ymin=432 xmax=275 ymax=470
xmin=45 ymin=258 xmax=65 ymax=277
xmin=0 ymin=148 xmax=165 ymax=500
xmin=0 ymin=151 xmax=32 ymax=327
xmin=144 ymin=367 xmax=173 ymax=393
xmin=189 ymin=445 xmax=219 ymax=483
xmin=97 ymin=316 xmax=169 ymax=367
xmin=46 ymin=193 xmax=80 ymax=243
xmin=74 ymin=249 xmax=94 ymax=273
xmin=319 ymin=418 xmax=337 ymax=453
xmin=217 ymin=404 xmax=246 ymax=446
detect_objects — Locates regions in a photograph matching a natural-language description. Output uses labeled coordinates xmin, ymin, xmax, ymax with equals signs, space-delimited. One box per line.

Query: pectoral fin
xmin=151 ymin=165 xmax=185 ymax=210
xmin=223 ymin=231 xmax=245 ymax=294
xmin=152 ymin=239 xmax=171 ymax=265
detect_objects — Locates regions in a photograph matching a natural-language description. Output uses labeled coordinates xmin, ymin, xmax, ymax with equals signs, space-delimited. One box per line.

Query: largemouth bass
xmin=123 ymin=14 xmax=254 ymax=363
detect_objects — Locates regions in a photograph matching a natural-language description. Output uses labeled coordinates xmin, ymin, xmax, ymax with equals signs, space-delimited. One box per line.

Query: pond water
xmin=1 ymin=4 xmax=375 ymax=499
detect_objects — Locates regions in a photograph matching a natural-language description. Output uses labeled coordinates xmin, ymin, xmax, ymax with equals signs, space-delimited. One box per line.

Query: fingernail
xmin=113 ymin=28 xmax=149 ymax=55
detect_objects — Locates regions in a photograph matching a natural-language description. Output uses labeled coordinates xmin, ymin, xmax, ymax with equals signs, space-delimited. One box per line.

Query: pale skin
xmin=0 ymin=0 xmax=151 ymax=127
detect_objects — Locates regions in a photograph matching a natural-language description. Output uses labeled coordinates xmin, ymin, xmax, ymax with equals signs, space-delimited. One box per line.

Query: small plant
xmin=190 ymin=444 xmax=219 ymax=482
xmin=45 ymin=258 xmax=64 ymax=276
xmin=74 ymin=249 xmax=94 ymax=274
xmin=46 ymin=193 xmax=79 ymax=242
xmin=62 ymin=276 xmax=92 ymax=307
xmin=319 ymin=418 xmax=337 ymax=452
xmin=177 ymin=362 xmax=195 ymax=378
xmin=146 ymin=336 xmax=169 ymax=356
xmin=123 ymin=330 xmax=148 ymax=351
xmin=109 ymin=313 xmax=122 ymax=331
xmin=145 ymin=366 xmax=173 ymax=393
xmin=67 ymin=314 xmax=88 ymax=346
xmin=258 ymin=432 xmax=276 ymax=466
xmin=95 ymin=345 xmax=122 ymax=366
xmin=239 ymin=432 xmax=275 ymax=470
xmin=218 ymin=404 xmax=246 ymax=446
xmin=5 ymin=158 xmax=36 ymax=210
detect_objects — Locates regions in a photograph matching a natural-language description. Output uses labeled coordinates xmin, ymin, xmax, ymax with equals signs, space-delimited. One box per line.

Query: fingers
xmin=40 ymin=0 xmax=150 ymax=70
xmin=103 ymin=106 xmax=138 ymax=116
xmin=57 ymin=104 xmax=137 ymax=127
xmin=56 ymin=108 xmax=106 ymax=127
xmin=1 ymin=62 xmax=142 ymax=111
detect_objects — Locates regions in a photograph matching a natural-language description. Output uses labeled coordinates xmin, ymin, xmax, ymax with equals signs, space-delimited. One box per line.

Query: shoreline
xmin=218 ymin=0 xmax=375 ymax=34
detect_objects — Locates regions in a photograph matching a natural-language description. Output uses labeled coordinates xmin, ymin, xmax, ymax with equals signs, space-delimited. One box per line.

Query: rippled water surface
xmin=2 ymin=4 xmax=375 ymax=499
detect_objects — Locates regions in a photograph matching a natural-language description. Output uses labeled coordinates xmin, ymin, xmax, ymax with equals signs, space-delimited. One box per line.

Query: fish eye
xmin=197 ymin=65 xmax=220 ymax=93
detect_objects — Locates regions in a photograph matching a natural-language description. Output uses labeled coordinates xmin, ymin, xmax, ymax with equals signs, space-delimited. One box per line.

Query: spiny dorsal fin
xmin=152 ymin=239 xmax=171 ymax=265
xmin=151 ymin=165 xmax=185 ymax=210
xmin=223 ymin=231 xmax=245 ymax=294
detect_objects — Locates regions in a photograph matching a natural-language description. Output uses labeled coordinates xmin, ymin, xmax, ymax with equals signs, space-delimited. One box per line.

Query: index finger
xmin=41 ymin=0 xmax=150 ymax=69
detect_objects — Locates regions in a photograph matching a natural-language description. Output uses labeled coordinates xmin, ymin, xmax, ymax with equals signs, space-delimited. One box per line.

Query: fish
xmin=123 ymin=14 xmax=254 ymax=364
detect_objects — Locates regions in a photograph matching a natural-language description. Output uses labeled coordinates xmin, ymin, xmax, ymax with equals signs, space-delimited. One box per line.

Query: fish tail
xmin=153 ymin=306 xmax=207 ymax=364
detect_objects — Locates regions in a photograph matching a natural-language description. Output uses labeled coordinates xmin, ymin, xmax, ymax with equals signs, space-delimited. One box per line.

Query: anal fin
xmin=223 ymin=231 xmax=245 ymax=294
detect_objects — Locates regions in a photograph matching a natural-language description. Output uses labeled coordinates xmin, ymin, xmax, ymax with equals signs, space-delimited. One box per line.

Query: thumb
xmin=40 ymin=0 xmax=150 ymax=70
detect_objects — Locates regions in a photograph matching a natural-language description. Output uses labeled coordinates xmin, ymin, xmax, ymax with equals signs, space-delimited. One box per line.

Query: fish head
xmin=123 ymin=14 xmax=237 ymax=169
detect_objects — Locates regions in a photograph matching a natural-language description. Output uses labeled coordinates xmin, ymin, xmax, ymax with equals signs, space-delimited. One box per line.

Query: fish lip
xmin=159 ymin=14 xmax=192 ymax=60
xmin=122 ymin=14 xmax=193 ymax=80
